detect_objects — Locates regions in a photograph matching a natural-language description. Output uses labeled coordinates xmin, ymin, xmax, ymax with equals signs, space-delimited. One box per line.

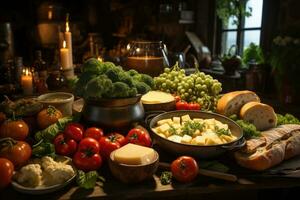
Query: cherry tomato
xmin=37 ymin=106 xmax=62 ymax=129
xmin=0 ymin=119 xmax=29 ymax=141
xmin=171 ymin=156 xmax=199 ymax=183
xmin=0 ymin=138 xmax=31 ymax=169
xmin=64 ymin=123 xmax=84 ymax=142
xmin=99 ymin=133 xmax=125 ymax=160
xmin=84 ymin=127 xmax=104 ymax=141
xmin=78 ymin=137 xmax=100 ymax=154
xmin=188 ymin=102 xmax=201 ymax=110
xmin=0 ymin=158 xmax=14 ymax=188
xmin=126 ymin=128 xmax=152 ymax=147
xmin=73 ymin=151 xmax=102 ymax=172
xmin=176 ymin=101 xmax=189 ymax=110
xmin=174 ymin=95 xmax=181 ymax=103
xmin=53 ymin=133 xmax=77 ymax=156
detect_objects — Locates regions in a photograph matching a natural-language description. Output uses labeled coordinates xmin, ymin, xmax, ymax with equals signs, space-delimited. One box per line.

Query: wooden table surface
xmin=2 ymin=172 xmax=300 ymax=200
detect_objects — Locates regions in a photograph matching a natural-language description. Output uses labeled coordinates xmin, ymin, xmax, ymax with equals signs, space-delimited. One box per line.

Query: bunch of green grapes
xmin=154 ymin=63 xmax=222 ymax=111
xmin=154 ymin=66 xmax=185 ymax=94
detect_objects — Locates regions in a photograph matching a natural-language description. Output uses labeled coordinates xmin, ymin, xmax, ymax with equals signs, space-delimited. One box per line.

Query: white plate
xmin=11 ymin=156 xmax=76 ymax=195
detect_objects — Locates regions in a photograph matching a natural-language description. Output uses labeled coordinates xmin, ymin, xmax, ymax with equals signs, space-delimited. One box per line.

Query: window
xmin=221 ymin=0 xmax=264 ymax=55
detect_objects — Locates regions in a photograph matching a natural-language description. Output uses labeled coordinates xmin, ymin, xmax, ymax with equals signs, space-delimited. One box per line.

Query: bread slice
xmin=240 ymin=102 xmax=277 ymax=131
xmin=217 ymin=90 xmax=260 ymax=116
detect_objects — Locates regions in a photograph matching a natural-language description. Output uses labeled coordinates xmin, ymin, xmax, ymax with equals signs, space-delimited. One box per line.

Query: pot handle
xmin=221 ymin=137 xmax=246 ymax=150
xmin=144 ymin=111 xmax=166 ymax=127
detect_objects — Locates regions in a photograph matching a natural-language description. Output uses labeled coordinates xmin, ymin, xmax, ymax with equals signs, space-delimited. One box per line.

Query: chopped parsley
xmin=215 ymin=126 xmax=231 ymax=136
xmin=181 ymin=121 xmax=204 ymax=136
xmin=168 ymin=125 xmax=178 ymax=135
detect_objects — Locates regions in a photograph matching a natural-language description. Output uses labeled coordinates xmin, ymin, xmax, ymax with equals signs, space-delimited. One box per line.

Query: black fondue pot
xmin=82 ymin=95 xmax=144 ymax=129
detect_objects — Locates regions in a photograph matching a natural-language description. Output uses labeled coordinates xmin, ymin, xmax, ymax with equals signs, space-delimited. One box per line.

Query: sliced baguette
xmin=235 ymin=124 xmax=300 ymax=171
xmin=217 ymin=90 xmax=260 ymax=116
xmin=240 ymin=102 xmax=277 ymax=131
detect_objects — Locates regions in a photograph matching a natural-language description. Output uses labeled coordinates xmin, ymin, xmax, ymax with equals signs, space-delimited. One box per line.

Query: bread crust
xmin=235 ymin=125 xmax=300 ymax=171
xmin=217 ymin=90 xmax=260 ymax=116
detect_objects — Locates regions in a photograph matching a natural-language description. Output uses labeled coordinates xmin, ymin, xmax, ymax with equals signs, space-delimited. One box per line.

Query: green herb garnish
xmin=215 ymin=126 xmax=231 ymax=136
xmin=160 ymin=171 xmax=172 ymax=185
xmin=182 ymin=121 xmax=204 ymax=136
xmin=277 ymin=113 xmax=300 ymax=126
xmin=168 ymin=125 xmax=178 ymax=135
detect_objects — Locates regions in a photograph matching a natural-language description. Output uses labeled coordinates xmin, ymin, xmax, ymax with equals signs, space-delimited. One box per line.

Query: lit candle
xmin=65 ymin=14 xmax=73 ymax=67
xmin=97 ymin=56 xmax=103 ymax=62
xmin=60 ymin=40 xmax=70 ymax=69
xmin=21 ymin=68 xmax=33 ymax=95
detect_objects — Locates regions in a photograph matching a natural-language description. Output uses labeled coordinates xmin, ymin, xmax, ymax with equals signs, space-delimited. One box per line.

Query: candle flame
xmin=97 ymin=56 xmax=103 ymax=62
xmin=25 ymin=69 xmax=29 ymax=76
xmin=48 ymin=6 xmax=53 ymax=20
xmin=66 ymin=21 xmax=69 ymax=32
xmin=66 ymin=13 xmax=70 ymax=32
xmin=63 ymin=40 xmax=66 ymax=48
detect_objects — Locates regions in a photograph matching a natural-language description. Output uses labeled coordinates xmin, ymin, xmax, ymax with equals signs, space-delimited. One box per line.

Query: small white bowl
xmin=37 ymin=92 xmax=74 ymax=116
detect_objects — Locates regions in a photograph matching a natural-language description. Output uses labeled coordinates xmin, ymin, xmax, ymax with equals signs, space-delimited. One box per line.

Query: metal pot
xmin=147 ymin=110 xmax=244 ymax=159
xmin=82 ymin=95 xmax=144 ymax=129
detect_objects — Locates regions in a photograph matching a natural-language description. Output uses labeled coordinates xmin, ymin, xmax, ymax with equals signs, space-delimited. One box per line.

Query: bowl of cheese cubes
xmin=148 ymin=110 xmax=244 ymax=158
xmin=108 ymin=143 xmax=159 ymax=183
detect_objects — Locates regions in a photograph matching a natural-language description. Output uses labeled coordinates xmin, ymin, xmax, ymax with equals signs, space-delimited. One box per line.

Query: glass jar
xmin=46 ymin=70 xmax=66 ymax=91
xmin=125 ymin=41 xmax=169 ymax=76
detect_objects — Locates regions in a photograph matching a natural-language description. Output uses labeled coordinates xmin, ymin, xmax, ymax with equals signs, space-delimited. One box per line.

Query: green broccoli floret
xmin=127 ymin=69 xmax=139 ymax=76
xmin=84 ymin=75 xmax=113 ymax=99
xmin=74 ymin=71 xmax=97 ymax=96
xmin=105 ymin=67 xmax=122 ymax=82
xmin=82 ymin=58 xmax=102 ymax=74
xmin=140 ymin=74 xmax=154 ymax=88
xmin=133 ymin=81 xmax=151 ymax=94
xmin=109 ymin=82 xmax=131 ymax=98
xmin=118 ymin=72 xmax=134 ymax=87
xmin=128 ymin=87 xmax=138 ymax=97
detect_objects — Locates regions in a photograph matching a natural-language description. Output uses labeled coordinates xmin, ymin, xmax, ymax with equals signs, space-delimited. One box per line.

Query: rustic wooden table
xmin=2 ymin=173 xmax=300 ymax=200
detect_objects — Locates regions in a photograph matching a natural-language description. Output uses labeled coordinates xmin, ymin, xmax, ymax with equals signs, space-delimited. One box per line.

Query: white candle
xmin=60 ymin=41 xmax=70 ymax=69
xmin=65 ymin=20 xmax=73 ymax=67
xmin=21 ymin=68 xmax=33 ymax=95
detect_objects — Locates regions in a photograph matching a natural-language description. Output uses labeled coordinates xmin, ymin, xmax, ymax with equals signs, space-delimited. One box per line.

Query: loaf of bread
xmin=217 ymin=90 xmax=260 ymax=116
xmin=240 ymin=102 xmax=277 ymax=131
xmin=234 ymin=124 xmax=300 ymax=171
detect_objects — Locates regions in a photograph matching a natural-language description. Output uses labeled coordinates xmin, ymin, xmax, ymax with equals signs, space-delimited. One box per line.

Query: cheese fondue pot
xmin=146 ymin=110 xmax=245 ymax=159
xmin=82 ymin=95 xmax=144 ymax=129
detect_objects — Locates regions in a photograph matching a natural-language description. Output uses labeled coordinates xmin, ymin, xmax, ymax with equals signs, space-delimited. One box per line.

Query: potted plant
xmin=221 ymin=45 xmax=242 ymax=75
xmin=269 ymin=36 xmax=300 ymax=103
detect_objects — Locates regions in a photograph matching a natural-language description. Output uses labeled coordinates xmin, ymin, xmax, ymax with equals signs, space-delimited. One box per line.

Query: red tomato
xmin=106 ymin=133 xmax=126 ymax=146
xmin=171 ymin=156 xmax=199 ymax=183
xmin=176 ymin=101 xmax=189 ymax=110
xmin=126 ymin=128 xmax=152 ymax=147
xmin=99 ymin=134 xmax=123 ymax=160
xmin=84 ymin=127 xmax=104 ymax=141
xmin=0 ymin=138 xmax=31 ymax=169
xmin=73 ymin=151 xmax=102 ymax=172
xmin=174 ymin=95 xmax=181 ymax=102
xmin=188 ymin=103 xmax=201 ymax=110
xmin=0 ymin=158 xmax=14 ymax=189
xmin=64 ymin=123 xmax=84 ymax=142
xmin=53 ymin=133 xmax=77 ymax=156
xmin=0 ymin=119 xmax=29 ymax=141
xmin=78 ymin=137 xmax=100 ymax=154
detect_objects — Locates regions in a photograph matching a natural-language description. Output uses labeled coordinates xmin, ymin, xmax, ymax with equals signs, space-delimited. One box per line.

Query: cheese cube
xmin=158 ymin=123 xmax=170 ymax=133
xmin=157 ymin=119 xmax=169 ymax=126
xmin=113 ymin=143 xmax=156 ymax=165
xmin=173 ymin=117 xmax=181 ymax=124
xmin=181 ymin=115 xmax=191 ymax=122
xmin=168 ymin=135 xmax=182 ymax=143
xmin=193 ymin=118 xmax=204 ymax=123
xmin=181 ymin=134 xmax=192 ymax=144
xmin=192 ymin=136 xmax=206 ymax=145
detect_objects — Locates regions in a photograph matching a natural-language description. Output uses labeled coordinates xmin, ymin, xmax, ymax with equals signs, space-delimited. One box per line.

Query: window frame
xmin=219 ymin=0 xmax=264 ymax=55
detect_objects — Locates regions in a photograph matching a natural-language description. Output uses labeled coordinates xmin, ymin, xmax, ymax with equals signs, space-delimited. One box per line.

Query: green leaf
xmin=76 ymin=170 xmax=105 ymax=189
xmin=200 ymin=161 xmax=229 ymax=173
xmin=32 ymin=141 xmax=55 ymax=158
